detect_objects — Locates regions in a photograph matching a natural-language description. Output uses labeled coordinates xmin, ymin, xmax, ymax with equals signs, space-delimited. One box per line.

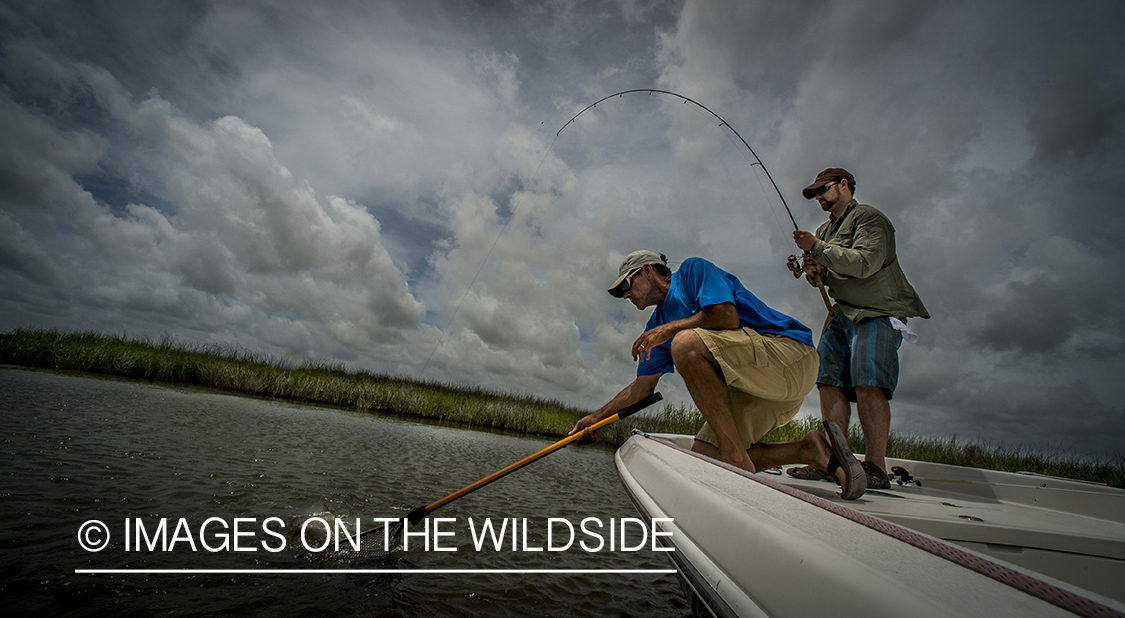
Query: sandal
xmin=785 ymin=465 xmax=834 ymax=482
xmin=822 ymin=420 xmax=865 ymax=500
xmin=862 ymin=462 xmax=891 ymax=490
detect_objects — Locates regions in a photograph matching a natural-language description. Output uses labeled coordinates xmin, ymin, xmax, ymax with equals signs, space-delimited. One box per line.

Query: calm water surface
xmin=0 ymin=367 xmax=690 ymax=617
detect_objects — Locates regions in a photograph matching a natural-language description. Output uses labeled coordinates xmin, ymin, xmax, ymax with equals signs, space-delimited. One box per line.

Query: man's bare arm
xmin=569 ymin=373 xmax=661 ymax=440
xmin=633 ymin=303 xmax=738 ymax=361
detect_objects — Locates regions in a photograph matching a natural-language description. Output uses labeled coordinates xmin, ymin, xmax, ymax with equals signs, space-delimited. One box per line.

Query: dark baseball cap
xmin=802 ymin=168 xmax=855 ymax=199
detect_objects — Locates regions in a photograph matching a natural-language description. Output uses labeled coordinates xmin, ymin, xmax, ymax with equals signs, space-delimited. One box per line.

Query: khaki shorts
xmin=693 ymin=328 xmax=818 ymax=448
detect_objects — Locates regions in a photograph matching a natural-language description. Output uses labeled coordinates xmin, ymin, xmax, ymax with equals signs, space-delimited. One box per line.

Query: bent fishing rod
xmin=560 ymin=89 xmax=832 ymax=312
xmin=421 ymin=90 xmax=831 ymax=376
xmin=559 ymin=89 xmax=798 ymax=229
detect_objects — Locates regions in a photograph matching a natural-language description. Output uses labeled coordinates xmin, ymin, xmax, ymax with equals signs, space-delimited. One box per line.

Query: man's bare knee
xmin=670 ymin=329 xmax=716 ymax=365
xmin=818 ymin=383 xmax=846 ymax=397
xmin=670 ymin=329 xmax=702 ymax=353
xmin=691 ymin=439 xmax=720 ymax=459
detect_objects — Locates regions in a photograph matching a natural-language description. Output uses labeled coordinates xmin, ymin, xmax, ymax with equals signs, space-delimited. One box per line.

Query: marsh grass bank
xmin=2 ymin=328 xmax=1121 ymax=485
xmin=0 ymin=328 xmax=701 ymax=445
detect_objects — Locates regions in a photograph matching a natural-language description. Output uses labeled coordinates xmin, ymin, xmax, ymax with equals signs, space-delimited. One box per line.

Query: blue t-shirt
xmin=637 ymin=257 xmax=814 ymax=376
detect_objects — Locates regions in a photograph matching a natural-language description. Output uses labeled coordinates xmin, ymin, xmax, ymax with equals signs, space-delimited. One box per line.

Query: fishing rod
xmin=559 ymin=89 xmax=798 ymax=229
xmin=423 ymin=89 xmax=834 ymax=378
xmin=560 ymin=89 xmax=832 ymax=312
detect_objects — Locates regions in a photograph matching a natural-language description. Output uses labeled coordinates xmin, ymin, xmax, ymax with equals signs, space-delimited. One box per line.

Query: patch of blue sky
xmin=75 ymin=173 xmax=176 ymax=216
xmin=358 ymin=197 xmax=447 ymax=283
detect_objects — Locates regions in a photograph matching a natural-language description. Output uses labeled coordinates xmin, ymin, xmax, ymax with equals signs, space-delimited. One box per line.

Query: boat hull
xmin=615 ymin=432 xmax=1125 ymax=618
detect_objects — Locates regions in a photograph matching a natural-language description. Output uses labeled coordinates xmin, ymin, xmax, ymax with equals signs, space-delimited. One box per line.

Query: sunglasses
xmin=814 ymin=178 xmax=841 ymax=195
xmin=620 ymin=268 xmax=643 ymax=294
xmin=813 ymin=180 xmax=839 ymax=197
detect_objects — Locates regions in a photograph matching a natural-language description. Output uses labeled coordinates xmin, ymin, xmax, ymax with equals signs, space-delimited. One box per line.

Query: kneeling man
xmin=570 ymin=250 xmax=865 ymax=499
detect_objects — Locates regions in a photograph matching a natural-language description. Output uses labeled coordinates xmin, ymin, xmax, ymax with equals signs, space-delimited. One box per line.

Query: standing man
xmin=570 ymin=250 xmax=866 ymax=500
xmin=791 ymin=168 xmax=929 ymax=489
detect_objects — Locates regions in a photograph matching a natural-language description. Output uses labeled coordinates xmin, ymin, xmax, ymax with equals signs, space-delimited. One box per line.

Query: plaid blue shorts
xmin=816 ymin=313 xmax=903 ymax=402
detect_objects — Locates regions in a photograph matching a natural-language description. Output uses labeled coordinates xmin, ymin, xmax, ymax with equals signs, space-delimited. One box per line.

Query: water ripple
xmin=0 ymin=367 xmax=689 ymax=617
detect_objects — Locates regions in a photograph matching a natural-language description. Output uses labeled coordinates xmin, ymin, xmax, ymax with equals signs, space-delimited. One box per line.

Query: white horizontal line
xmin=75 ymin=569 xmax=677 ymax=575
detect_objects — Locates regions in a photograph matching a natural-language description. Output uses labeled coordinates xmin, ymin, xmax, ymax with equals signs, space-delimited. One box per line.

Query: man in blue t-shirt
xmin=570 ymin=250 xmax=865 ymax=499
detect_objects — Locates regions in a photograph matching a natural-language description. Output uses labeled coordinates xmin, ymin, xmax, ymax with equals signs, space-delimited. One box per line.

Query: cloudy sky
xmin=2 ymin=0 xmax=1123 ymax=460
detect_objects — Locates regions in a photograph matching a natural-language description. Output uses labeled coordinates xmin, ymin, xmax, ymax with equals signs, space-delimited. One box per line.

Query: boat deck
xmin=616 ymin=433 xmax=1125 ymax=618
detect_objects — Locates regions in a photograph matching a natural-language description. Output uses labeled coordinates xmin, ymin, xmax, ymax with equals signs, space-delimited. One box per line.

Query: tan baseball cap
xmin=608 ymin=250 xmax=666 ymax=298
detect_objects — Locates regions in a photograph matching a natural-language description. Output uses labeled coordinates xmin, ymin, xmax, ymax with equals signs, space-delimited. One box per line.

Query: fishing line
xmin=709 ymin=122 xmax=788 ymax=236
xmin=715 ymin=118 xmax=789 ymax=233
xmin=749 ymin=163 xmax=787 ymax=235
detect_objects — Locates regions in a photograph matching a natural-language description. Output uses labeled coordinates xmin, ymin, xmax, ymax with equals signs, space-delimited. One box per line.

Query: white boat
xmin=615 ymin=431 xmax=1125 ymax=618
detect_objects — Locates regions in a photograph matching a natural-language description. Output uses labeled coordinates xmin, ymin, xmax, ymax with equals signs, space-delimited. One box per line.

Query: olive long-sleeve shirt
xmin=808 ymin=199 xmax=929 ymax=324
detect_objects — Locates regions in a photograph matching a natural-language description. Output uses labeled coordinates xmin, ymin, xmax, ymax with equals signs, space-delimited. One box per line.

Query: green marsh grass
xmin=0 ymin=328 xmax=687 ymax=441
xmin=2 ymin=328 xmax=1121 ymax=485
